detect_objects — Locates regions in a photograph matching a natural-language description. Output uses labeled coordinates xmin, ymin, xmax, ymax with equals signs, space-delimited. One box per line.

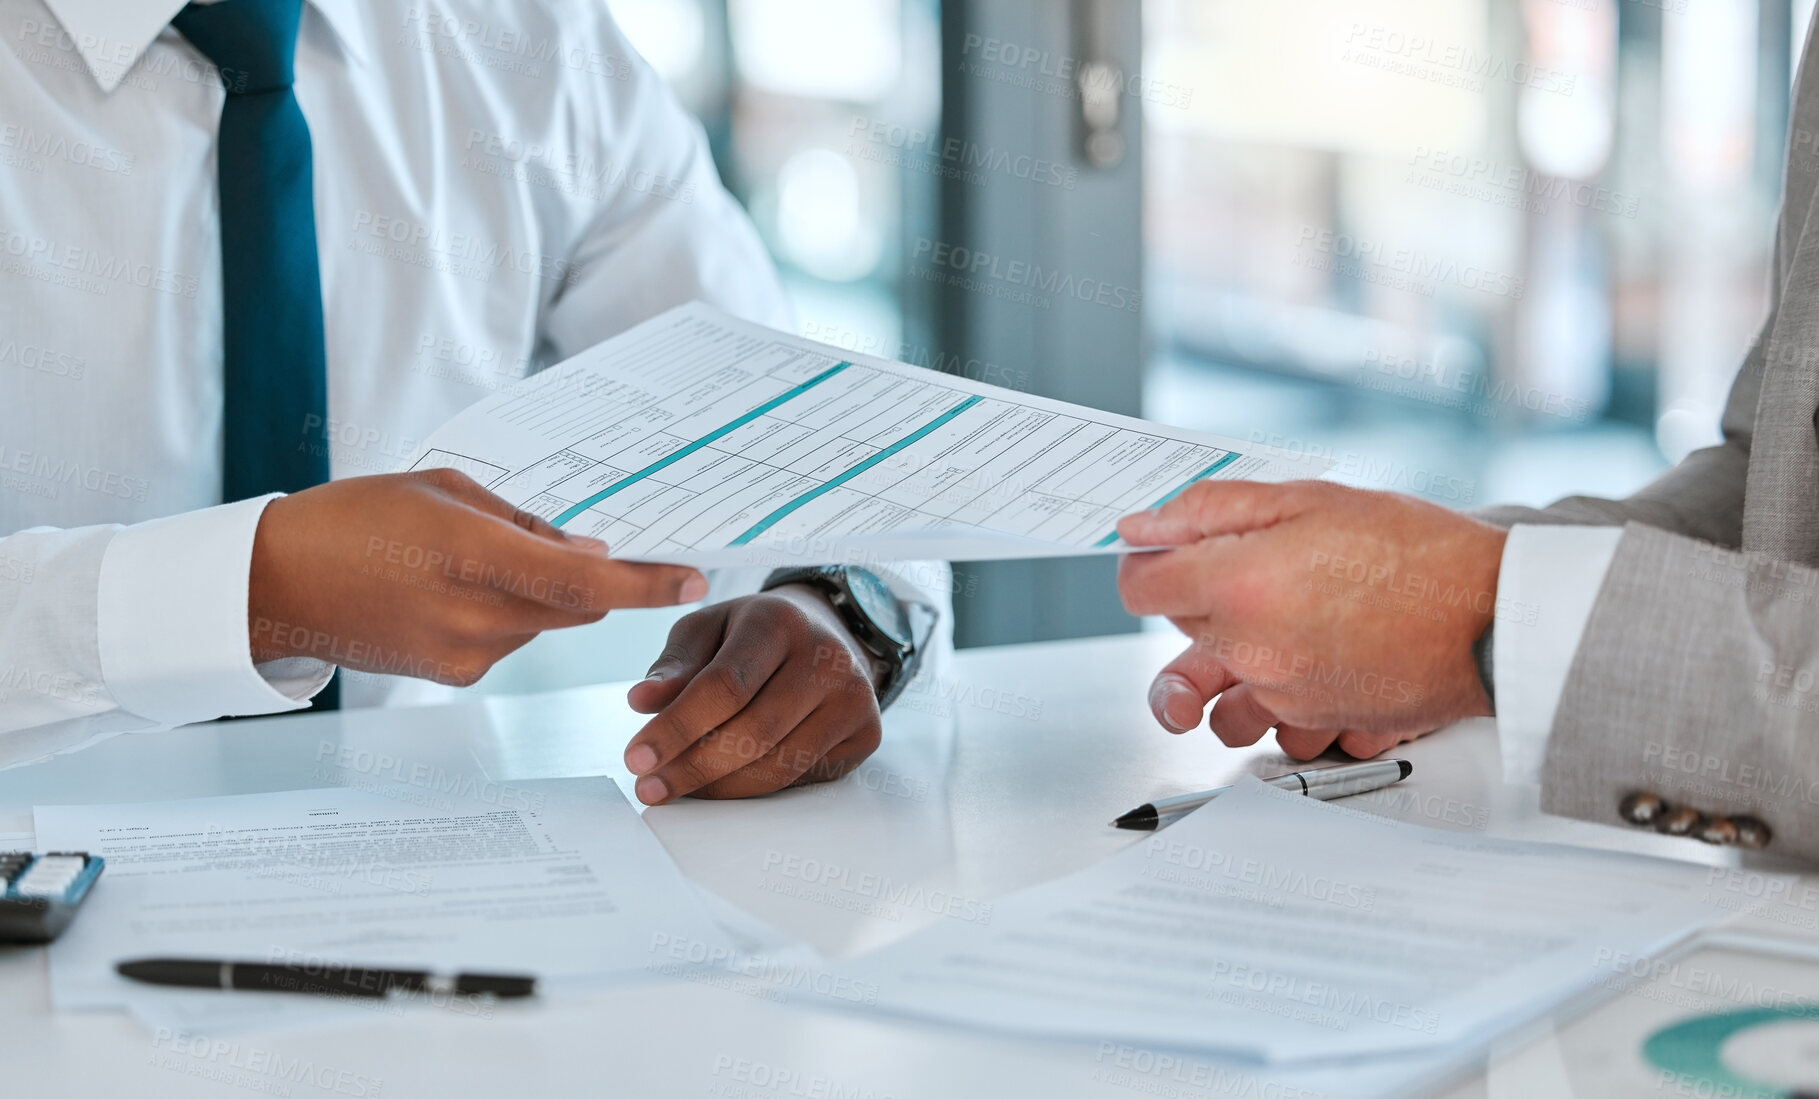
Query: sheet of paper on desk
xmin=836 ymin=778 xmax=1741 ymax=1065
xmin=402 ymin=302 xmax=1330 ymax=569
xmin=35 ymin=777 xmax=735 ymax=1032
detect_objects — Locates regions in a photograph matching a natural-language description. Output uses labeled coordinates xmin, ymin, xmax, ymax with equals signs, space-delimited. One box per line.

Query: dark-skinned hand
xmin=622 ymin=584 xmax=886 ymax=803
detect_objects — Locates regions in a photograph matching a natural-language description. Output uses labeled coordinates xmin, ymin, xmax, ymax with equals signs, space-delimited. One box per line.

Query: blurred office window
xmin=1141 ymin=0 xmax=1792 ymax=509
xmin=1799 ymin=0 xmax=1817 ymax=75
xmin=616 ymin=0 xmax=942 ymax=350
xmin=610 ymin=0 xmax=709 ymax=83
xmin=1657 ymin=0 xmax=1761 ymax=460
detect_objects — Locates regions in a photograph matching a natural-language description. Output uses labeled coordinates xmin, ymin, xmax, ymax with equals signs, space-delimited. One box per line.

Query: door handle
xmin=1074 ymin=0 xmax=1126 ymax=168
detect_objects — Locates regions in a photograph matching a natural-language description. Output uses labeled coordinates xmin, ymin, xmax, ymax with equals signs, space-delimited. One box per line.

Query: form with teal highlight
xmin=729 ymin=395 xmax=985 ymax=546
xmin=1093 ymin=450 xmax=1243 ymax=548
xmin=550 ymin=362 xmax=852 ymax=528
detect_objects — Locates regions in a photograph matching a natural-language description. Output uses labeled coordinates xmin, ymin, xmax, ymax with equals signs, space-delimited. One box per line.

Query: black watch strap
xmin=761 ymin=566 xmax=925 ymax=710
xmin=1473 ymin=621 xmax=1495 ymax=713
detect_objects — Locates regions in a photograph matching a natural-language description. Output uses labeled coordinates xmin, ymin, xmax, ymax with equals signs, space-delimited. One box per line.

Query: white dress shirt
xmin=0 ymin=0 xmax=952 ymax=768
xmin=1491 ymin=525 xmax=1623 ymax=783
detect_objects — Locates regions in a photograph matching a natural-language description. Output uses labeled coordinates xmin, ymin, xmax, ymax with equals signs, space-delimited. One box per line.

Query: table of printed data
xmin=410 ymin=304 xmax=1289 ymax=560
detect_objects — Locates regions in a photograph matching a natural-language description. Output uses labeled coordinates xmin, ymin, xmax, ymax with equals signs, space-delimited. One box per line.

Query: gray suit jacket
xmin=1475 ymin=27 xmax=1819 ymax=860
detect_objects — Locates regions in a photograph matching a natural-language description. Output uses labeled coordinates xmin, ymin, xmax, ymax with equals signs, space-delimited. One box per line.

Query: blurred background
xmin=490 ymin=0 xmax=1812 ymax=690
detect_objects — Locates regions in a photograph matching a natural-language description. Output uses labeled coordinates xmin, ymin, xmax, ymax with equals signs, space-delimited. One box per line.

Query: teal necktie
xmin=177 ymin=0 xmax=338 ymax=709
xmin=174 ymin=0 xmax=328 ymax=501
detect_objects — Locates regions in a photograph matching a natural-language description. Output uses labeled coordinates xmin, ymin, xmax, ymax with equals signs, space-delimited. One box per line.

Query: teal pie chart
xmin=1643 ymin=1005 xmax=1819 ymax=1098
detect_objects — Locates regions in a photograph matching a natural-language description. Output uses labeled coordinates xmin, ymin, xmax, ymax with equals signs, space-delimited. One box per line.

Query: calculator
xmin=0 ymin=852 xmax=104 ymax=943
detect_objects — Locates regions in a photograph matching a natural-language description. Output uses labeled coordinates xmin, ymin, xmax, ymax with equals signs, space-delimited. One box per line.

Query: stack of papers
xmin=36 ymin=778 xmax=737 ymax=1032
xmin=35 ymin=775 xmax=1756 ymax=1097
xmin=404 ymin=302 xmax=1329 ymax=569
xmin=829 ymin=779 xmax=1744 ymax=1067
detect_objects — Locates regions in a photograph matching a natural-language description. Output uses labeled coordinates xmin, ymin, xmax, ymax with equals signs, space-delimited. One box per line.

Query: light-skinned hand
xmin=1116 ymin=479 xmax=1507 ymax=760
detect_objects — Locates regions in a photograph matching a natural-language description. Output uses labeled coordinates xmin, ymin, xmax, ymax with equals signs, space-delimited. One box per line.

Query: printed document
xmin=836 ymin=778 xmax=1737 ymax=1063
xmin=37 ymin=778 xmax=733 ymax=1028
xmin=404 ymin=302 xmax=1327 ymax=568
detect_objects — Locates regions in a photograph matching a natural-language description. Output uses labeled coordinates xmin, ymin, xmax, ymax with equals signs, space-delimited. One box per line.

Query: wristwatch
xmin=762 ymin=566 xmax=926 ymax=710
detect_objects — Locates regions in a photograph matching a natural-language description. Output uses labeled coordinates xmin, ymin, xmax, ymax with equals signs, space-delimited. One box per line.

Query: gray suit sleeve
xmin=1493 ymin=267 xmax=1779 ymax=848
xmin=1539 ymin=522 xmax=1819 ymax=861
xmin=1491 ymin=27 xmax=1819 ymax=855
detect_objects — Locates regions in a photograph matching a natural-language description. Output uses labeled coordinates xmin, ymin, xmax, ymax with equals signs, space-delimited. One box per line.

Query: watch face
xmin=842 ymin=568 xmax=913 ymax=650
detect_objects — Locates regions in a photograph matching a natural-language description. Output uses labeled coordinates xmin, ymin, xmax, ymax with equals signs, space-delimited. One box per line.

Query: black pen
xmin=1112 ymin=759 xmax=1413 ymax=830
xmin=116 ymin=957 xmax=536 ymax=999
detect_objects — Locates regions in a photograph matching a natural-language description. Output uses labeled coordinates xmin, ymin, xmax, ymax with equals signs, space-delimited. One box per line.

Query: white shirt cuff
xmin=96 ymin=495 xmax=332 ymax=726
xmin=1493 ymin=524 xmax=1624 ymax=784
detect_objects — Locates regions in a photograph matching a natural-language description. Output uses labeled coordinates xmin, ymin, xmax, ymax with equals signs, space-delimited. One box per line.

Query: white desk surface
xmin=4 ymin=632 xmax=1815 ymax=1098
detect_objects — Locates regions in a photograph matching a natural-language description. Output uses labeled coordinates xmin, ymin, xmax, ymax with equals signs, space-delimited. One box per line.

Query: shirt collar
xmin=40 ymin=0 xmax=369 ymax=94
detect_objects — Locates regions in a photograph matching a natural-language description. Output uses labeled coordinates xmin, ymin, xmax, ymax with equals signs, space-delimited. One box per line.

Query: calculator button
xmin=15 ymin=855 xmax=84 ymax=897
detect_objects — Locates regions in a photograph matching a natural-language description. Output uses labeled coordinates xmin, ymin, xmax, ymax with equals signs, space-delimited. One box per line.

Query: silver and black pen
xmin=1111 ymin=759 xmax=1413 ymax=830
xmin=117 ymin=957 xmax=536 ymax=999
